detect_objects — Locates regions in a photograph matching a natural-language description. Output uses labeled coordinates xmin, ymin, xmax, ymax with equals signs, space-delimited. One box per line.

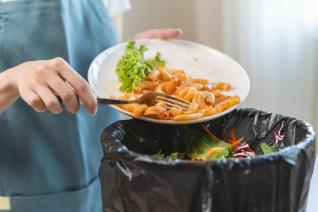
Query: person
xmin=0 ymin=0 xmax=182 ymax=211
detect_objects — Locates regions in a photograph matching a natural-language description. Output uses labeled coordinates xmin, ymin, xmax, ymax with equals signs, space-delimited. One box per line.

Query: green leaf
xmin=145 ymin=52 xmax=165 ymax=70
xmin=116 ymin=40 xmax=165 ymax=92
xmin=260 ymin=143 xmax=278 ymax=155
xmin=153 ymin=151 xmax=181 ymax=160
xmin=138 ymin=44 xmax=147 ymax=55
xmin=166 ymin=152 xmax=178 ymax=160
xmin=153 ymin=149 xmax=165 ymax=157
xmin=208 ymin=146 xmax=232 ymax=160
xmin=183 ymin=126 xmax=232 ymax=160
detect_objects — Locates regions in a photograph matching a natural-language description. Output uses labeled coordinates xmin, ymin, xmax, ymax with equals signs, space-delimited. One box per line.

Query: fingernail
xmin=176 ymin=28 xmax=183 ymax=35
xmin=91 ymin=107 xmax=97 ymax=116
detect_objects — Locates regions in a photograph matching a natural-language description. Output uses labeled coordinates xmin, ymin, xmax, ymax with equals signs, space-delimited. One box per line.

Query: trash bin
xmin=99 ymin=108 xmax=316 ymax=212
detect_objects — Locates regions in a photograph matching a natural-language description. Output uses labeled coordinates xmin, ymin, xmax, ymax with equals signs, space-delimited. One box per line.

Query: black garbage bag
xmin=99 ymin=108 xmax=316 ymax=212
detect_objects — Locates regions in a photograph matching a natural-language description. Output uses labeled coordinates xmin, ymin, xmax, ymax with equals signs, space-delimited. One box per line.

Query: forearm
xmin=0 ymin=69 xmax=19 ymax=112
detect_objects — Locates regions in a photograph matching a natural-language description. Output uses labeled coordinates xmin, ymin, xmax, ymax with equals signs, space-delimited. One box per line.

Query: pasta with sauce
xmin=115 ymin=66 xmax=240 ymax=121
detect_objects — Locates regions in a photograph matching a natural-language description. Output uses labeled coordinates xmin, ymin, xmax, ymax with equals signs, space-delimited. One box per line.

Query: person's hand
xmin=134 ymin=28 xmax=183 ymax=40
xmin=8 ymin=58 xmax=97 ymax=115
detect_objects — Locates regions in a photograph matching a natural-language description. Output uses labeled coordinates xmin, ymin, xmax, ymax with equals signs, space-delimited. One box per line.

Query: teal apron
xmin=0 ymin=0 xmax=119 ymax=211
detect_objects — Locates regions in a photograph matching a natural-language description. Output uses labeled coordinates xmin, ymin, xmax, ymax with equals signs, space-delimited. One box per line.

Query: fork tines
xmin=156 ymin=95 xmax=190 ymax=110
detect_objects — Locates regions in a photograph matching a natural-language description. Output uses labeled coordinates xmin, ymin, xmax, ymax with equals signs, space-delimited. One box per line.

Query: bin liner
xmin=99 ymin=108 xmax=316 ymax=212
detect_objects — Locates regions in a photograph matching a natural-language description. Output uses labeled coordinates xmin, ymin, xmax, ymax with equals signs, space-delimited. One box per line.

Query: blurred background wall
xmin=122 ymin=0 xmax=223 ymax=49
xmin=121 ymin=0 xmax=318 ymax=134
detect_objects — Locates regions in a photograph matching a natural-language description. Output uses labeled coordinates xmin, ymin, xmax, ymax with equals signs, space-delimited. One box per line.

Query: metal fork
xmin=97 ymin=92 xmax=190 ymax=110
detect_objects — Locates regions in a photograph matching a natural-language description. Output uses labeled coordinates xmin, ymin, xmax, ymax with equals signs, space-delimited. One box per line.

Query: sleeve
xmin=103 ymin=0 xmax=131 ymax=18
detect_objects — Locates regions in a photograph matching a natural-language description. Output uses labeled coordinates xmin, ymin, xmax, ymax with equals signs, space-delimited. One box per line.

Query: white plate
xmin=88 ymin=39 xmax=250 ymax=125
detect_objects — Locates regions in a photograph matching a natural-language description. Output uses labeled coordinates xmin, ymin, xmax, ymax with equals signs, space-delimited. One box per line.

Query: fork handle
xmin=97 ymin=98 xmax=131 ymax=105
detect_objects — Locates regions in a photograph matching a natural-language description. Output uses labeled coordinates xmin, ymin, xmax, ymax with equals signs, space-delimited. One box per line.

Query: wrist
xmin=1 ymin=68 xmax=19 ymax=98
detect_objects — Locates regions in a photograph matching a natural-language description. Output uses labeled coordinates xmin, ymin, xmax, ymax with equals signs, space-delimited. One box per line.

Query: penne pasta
xmin=213 ymin=82 xmax=232 ymax=91
xmin=115 ymin=67 xmax=240 ymax=121
xmin=173 ymin=113 xmax=204 ymax=121
xmin=146 ymin=70 xmax=160 ymax=81
xmin=170 ymin=107 xmax=183 ymax=117
xmin=162 ymin=81 xmax=178 ymax=94
xmin=191 ymin=83 xmax=204 ymax=90
xmin=183 ymin=88 xmax=196 ymax=102
xmin=134 ymin=81 xmax=159 ymax=92
xmin=191 ymin=78 xmax=209 ymax=85
xmin=158 ymin=67 xmax=172 ymax=81
xmin=132 ymin=104 xmax=148 ymax=118
xmin=202 ymin=107 xmax=217 ymax=117
xmin=202 ymin=91 xmax=215 ymax=105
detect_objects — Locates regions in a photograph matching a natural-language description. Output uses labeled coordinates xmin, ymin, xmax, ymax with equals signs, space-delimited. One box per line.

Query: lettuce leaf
xmin=166 ymin=152 xmax=179 ymax=160
xmin=116 ymin=40 xmax=165 ymax=92
xmin=153 ymin=149 xmax=165 ymax=157
xmin=153 ymin=151 xmax=180 ymax=160
xmin=260 ymin=143 xmax=278 ymax=155
xmin=183 ymin=127 xmax=232 ymax=160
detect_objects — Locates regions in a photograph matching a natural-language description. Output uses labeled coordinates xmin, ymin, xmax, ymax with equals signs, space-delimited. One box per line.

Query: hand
xmin=8 ymin=58 xmax=97 ymax=115
xmin=134 ymin=28 xmax=183 ymax=40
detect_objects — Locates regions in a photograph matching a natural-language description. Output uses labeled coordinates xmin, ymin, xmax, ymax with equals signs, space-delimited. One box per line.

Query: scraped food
xmin=115 ymin=40 xmax=240 ymax=121
xmin=154 ymin=124 xmax=285 ymax=161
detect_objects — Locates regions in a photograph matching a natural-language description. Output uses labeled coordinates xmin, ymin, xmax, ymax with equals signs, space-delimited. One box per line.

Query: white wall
xmin=122 ymin=0 xmax=223 ymax=49
xmin=221 ymin=0 xmax=318 ymax=133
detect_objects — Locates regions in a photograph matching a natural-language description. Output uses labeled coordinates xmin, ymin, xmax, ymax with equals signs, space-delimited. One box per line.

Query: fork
xmin=97 ymin=92 xmax=190 ymax=110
